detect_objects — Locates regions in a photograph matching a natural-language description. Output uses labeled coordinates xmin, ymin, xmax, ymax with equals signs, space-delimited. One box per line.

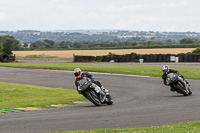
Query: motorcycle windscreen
xmin=167 ymin=73 xmax=174 ymax=79
xmin=167 ymin=73 xmax=178 ymax=84
xmin=78 ymin=78 xmax=91 ymax=91
xmin=166 ymin=73 xmax=175 ymax=84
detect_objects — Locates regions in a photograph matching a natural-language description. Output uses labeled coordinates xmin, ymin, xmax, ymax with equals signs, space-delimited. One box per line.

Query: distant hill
xmin=50 ymin=29 xmax=119 ymax=33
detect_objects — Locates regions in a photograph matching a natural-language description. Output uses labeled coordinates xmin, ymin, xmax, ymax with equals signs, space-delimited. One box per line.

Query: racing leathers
xmin=75 ymin=72 xmax=105 ymax=94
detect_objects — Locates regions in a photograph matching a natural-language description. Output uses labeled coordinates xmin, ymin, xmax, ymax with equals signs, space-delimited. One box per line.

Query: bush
xmin=192 ymin=47 xmax=200 ymax=54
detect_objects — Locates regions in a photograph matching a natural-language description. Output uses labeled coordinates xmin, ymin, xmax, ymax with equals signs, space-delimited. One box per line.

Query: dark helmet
xmin=162 ymin=65 xmax=169 ymax=73
xmin=74 ymin=68 xmax=82 ymax=78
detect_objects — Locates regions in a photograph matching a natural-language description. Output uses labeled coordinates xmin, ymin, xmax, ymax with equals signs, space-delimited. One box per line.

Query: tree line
xmin=23 ymin=37 xmax=200 ymax=50
xmin=2 ymin=30 xmax=200 ymax=43
xmin=1 ymin=35 xmax=200 ymax=55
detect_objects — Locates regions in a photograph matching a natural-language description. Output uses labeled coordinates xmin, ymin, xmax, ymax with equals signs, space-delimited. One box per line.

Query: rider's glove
xmin=176 ymin=71 xmax=180 ymax=75
xmin=91 ymin=78 xmax=95 ymax=82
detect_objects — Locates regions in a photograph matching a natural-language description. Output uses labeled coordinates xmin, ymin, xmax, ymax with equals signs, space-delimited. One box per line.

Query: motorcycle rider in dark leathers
xmin=162 ymin=65 xmax=189 ymax=91
xmin=74 ymin=68 xmax=109 ymax=96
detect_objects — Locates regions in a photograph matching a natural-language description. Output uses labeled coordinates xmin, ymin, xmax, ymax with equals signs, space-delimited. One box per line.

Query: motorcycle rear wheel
xmin=106 ymin=95 xmax=113 ymax=105
xmin=176 ymin=83 xmax=189 ymax=96
xmin=188 ymin=91 xmax=192 ymax=95
xmin=187 ymin=87 xmax=192 ymax=95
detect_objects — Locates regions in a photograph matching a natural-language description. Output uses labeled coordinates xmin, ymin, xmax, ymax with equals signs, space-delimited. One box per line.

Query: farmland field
xmin=13 ymin=48 xmax=195 ymax=57
xmin=12 ymin=48 xmax=195 ymax=62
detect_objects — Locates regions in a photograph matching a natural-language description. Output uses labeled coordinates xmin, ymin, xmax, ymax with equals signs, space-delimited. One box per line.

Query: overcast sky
xmin=0 ymin=0 xmax=199 ymax=32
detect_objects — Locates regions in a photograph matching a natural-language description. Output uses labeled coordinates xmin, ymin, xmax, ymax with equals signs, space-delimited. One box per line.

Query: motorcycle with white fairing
xmin=166 ymin=73 xmax=192 ymax=96
xmin=77 ymin=77 xmax=113 ymax=106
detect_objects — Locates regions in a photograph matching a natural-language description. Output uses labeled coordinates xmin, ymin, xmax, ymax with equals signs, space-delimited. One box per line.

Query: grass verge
xmin=0 ymin=82 xmax=84 ymax=109
xmin=52 ymin=121 xmax=200 ymax=133
xmin=0 ymin=63 xmax=200 ymax=79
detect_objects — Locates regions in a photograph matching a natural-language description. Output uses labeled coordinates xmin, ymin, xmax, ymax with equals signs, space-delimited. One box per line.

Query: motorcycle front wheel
xmin=87 ymin=91 xmax=101 ymax=106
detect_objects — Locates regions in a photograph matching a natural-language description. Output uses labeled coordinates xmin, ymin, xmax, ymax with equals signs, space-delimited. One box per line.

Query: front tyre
xmin=87 ymin=91 xmax=101 ymax=106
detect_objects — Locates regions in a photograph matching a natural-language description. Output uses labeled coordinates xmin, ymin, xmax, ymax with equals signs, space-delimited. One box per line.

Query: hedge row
xmin=74 ymin=52 xmax=200 ymax=63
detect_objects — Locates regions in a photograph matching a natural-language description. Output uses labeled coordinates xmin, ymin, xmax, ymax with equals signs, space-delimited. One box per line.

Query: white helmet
xmin=162 ymin=65 xmax=169 ymax=73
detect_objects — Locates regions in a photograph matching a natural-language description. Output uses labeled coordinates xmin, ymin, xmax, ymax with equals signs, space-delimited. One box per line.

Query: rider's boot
xmin=93 ymin=84 xmax=101 ymax=93
xmin=101 ymin=86 xmax=109 ymax=93
xmin=100 ymin=86 xmax=110 ymax=102
xmin=186 ymin=83 xmax=190 ymax=89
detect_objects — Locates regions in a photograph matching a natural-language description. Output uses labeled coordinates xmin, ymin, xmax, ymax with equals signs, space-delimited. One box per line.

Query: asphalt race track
xmin=0 ymin=67 xmax=200 ymax=133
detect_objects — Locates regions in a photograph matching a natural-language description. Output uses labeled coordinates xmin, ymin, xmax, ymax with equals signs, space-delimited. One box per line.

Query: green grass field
xmin=0 ymin=82 xmax=84 ymax=109
xmin=52 ymin=121 xmax=200 ymax=133
xmin=0 ymin=63 xmax=200 ymax=79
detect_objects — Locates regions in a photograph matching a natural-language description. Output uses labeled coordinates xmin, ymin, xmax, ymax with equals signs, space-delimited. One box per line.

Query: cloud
xmin=0 ymin=0 xmax=200 ymax=32
xmin=0 ymin=12 xmax=9 ymax=21
xmin=111 ymin=15 xmax=195 ymax=32
xmin=161 ymin=1 xmax=190 ymax=8
xmin=104 ymin=4 xmax=146 ymax=13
